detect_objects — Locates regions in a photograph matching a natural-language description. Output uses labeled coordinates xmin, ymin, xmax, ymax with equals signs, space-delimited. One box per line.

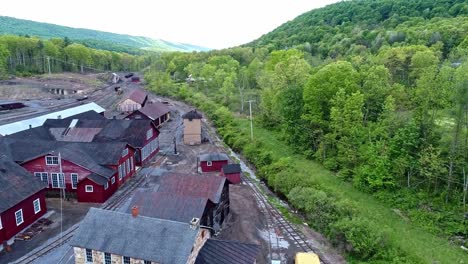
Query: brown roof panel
xmin=136 ymin=102 xmax=170 ymax=121
xmin=195 ymin=239 xmax=260 ymax=264
xmin=125 ymin=88 xmax=147 ymax=105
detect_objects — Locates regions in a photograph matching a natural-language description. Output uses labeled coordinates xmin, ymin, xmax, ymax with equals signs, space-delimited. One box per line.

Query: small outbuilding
xmin=125 ymin=101 xmax=171 ymax=126
xmin=117 ymin=88 xmax=148 ymax=112
xmin=199 ymin=153 xmax=229 ymax=173
xmin=221 ymin=164 xmax=242 ymax=184
xmin=183 ymin=110 xmax=202 ymax=145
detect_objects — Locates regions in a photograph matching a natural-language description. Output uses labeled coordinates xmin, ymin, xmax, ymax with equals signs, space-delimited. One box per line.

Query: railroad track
xmin=242 ymin=175 xmax=331 ymax=264
xmin=12 ymin=155 xmax=165 ymax=264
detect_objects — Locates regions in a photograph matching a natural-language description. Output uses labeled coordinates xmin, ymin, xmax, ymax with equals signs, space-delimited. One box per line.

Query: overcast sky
xmin=1 ymin=0 xmax=340 ymax=49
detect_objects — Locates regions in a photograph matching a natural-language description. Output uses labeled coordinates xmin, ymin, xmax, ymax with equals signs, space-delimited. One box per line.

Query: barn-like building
xmin=0 ymin=156 xmax=47 ymax=248
xmin=125 ymin=101 xmax=171 ymax=127
xmin=221 ymin=164 xmax=242 ymax=184
xmin=183 ymin=110 xmax=203 ymax=145
xmin=199 ymin=153 xmax=229 ymax=173
xmin=117 ymin=88 xmax=148 ymax=112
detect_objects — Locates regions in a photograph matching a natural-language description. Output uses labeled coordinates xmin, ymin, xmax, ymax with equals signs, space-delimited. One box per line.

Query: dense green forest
xmin=0 ymin=16 xmax=209 ymax=53
xmin=143 ymin=0 xmax=468 ymax=263
xmin=0 ymin=35 xmax=156 ymax=76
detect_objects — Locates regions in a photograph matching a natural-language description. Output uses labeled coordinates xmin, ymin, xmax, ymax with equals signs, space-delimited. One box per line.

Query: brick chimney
xmin=131 ymin=206 xmax=139 ymax=217
xmin=190 ymin=218 xmax=200 ymax=230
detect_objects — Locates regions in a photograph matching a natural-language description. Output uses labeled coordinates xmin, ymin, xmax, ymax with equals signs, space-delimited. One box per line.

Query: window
xmin=15 ymin=209 xmax=24 ymax=226
xmin=33 ymin=199 xmax=41 ymax=214
xmin=85 ymin=185 xmax=93 ymax=192
xmin=130 ymin=157 xmax=134 ymax=170
xmin=35 ymin=172 xmax=49 ymax=184
xmin=51 ymin=173 xmax=65 ymax=188
xmin=207 ymin=161 xmax=212 ymax=166
xmin=146 ymin=129 xmax=153 ymax=140
xmin=85 ymin=248 xmax=93 ymax=262
xmin=118 ymin=164 xmax=123 ymax=180
xmin=104 ymin=183 xmax=109 ymax=190
xmin=123 ymin=256 xmax=131 ymax=264
xmin=121 ymin=148 xmax=129 ymax=157
xmin=71 ymin=173 xmax=78 ymax=189
xmin=0 ymin=217 xmax=3 ymax=230
xmin=104 ymin=252 xmax=111 ymax=264
xmin=111 ymin=177 xmax=115 ymax=184
xmin=144 ymin=261 xmax=151 ymax=264
xmin=126 ymin=159 xmax=130 ymax=174
xmin=45 ymin=156 xmax=59 ymax=165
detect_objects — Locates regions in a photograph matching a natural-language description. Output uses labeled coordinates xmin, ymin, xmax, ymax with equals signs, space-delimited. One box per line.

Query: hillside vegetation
xmin=0 ymin=16 xmax=209 ymax=53
xmin=144 ymin=0 xmax=468 ymax=263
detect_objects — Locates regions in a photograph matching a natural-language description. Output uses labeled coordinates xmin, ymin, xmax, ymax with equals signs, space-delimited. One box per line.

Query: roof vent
xmin=190 ymin=218 xmax=200 ymax=230
xmin=132 ymin=206 xmax=139 ymax=217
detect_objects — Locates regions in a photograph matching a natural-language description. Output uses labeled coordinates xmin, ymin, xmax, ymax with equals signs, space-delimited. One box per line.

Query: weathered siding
xmin=213 ymin=183 xmax=230 ymax=231
xmin=118 ymin=99 xmax=142 ymax=112
xmin=200 ymin=160 xmax=228 ymax=173
xmin=76 ymin=178 xmax=114 ymax=203
xmin=0 ymin=190 xmax=47 ymax=242
xmin=187 ymin=228 xmax=210 ymax=264
xmin=183 ymin=119 xmax=201 ymax=145
xmin=222 ymin=172 xmax=242 ymax=184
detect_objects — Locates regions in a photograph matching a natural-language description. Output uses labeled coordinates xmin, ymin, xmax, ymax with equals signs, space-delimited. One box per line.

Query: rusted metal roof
xmin=158 ymin=173 xmax=226 ymax=204
xmin=0 ymin=156 xmax=47 ymax=213
xmin=124 ymin=88 xmax=147 ymax=105
xmin=195 ymin=239 xmax=260 ymax=264
xmin=134 ymin=102 xmax=170 ymax=121
xmin=127 ymin=191 xmax=211 ymax=223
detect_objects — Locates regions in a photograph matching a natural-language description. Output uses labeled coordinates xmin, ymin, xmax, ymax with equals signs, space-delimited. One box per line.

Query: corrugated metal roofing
xmin=70 ymin=208 xmax=198 ymax=263
xmin=49 ymin=127 xmax=102 ymax=142
xmin=199 ymin=152 xmax=229 ymax=162
xmin=0 ymin=103 xmax=105 ymax=136
xmin=135 ymin=102 xmax=170 ymax=120
xmin=127 ymin=191 xmax=210 ymax=223
xmin=195 ymin=239 xmax=260 ymax=264
xmin=222 ymin=164 xmax=241 ymax=174
xmin=0 ymin=156 xmax=47 ymax=213
xmin=158 ymin=173 xmax=226 ymax=204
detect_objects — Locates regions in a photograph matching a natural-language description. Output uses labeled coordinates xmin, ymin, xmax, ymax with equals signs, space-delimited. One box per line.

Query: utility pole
xmin=47 ymin=56 xmax=51 ymax=75
xmin=58 ymin=152 xmax=64 ymax=245
xmin=245 ymin=100 xmax=256 ymax=140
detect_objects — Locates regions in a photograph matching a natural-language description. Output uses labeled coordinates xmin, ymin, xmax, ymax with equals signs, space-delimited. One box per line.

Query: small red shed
xmin=221 ymin=164 xmax=242 ymax=184
xmin=0 ymin=157 xmax=47 ymax=247
xmin=199 ymin=153 xmax=229 ymax=173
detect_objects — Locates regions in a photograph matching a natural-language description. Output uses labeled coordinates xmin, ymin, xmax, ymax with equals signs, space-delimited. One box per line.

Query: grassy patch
xmin=236 ymin=118 xmax=466 ymax=264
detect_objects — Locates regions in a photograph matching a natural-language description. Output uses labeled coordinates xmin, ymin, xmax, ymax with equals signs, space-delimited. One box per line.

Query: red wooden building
xmin=125 ymin=101 xmax=171 ymax=127
xmin=199 ymin=153 xmax=229 ymax=173
xmin=221 ymin=164 xmax=242 ymax=184
xmin=1 ymin=139 xmax=136 ymax=203
xmin=0 ymin=157 xmax=47 ymax=248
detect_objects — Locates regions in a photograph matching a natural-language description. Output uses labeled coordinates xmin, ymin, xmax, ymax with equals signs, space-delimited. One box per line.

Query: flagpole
xmin=59 ymin=152 xmax=63 ymax=245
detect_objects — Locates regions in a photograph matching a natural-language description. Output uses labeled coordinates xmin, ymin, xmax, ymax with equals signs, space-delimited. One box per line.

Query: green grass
xmin=237 ymin=119 xmax=467 ymax=264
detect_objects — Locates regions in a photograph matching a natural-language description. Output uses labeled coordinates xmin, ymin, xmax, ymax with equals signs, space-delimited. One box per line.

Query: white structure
xmin=0 ymin=102 xmax=105 ymax=136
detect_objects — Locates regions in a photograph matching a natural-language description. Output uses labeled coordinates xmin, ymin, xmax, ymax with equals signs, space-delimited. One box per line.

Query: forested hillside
xmin=0 ymin=16 xmax=209 ymax=53
xmin=144 ymin=0 xmax=468 ymax=262
xmin=0 ymin=35 xmax=155 ymax=76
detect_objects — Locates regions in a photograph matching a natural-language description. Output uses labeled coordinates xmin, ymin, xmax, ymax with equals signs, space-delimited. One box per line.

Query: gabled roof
xmin=199 ymin=153 xmax=229 ymax=162
xmin=158 ymin=173 xmax=226 ymax=204
xmin=127 ymin=191 xmax=212 ymax=223
xmin=0 ymin=156 xmax=47 ymax=213
xmin=0 ymin=102 xmax=105 ymax=135
xmin=92 ymin=119 xmax=158 ymax=148
xmin=222 ymin=164 xmax=241 ymax=174
xmin=87 ymin=173 xmax=109 ymax=186
xmin=70 ymin=208 xmax=198 ymax=264
xmin=182 ymin=110 xmax=202 ymax=120
xmin=123 ymin=88 xmax=147 ymax=105
xmin=195 ymin=239 xmax=260 ymax=264
xmin=132 ymin=102 xmax=170 ymax=121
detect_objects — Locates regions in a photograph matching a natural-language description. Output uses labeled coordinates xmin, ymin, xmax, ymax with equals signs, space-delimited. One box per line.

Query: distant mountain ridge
xmin=0 ymin=16 xmax=210 ymax=53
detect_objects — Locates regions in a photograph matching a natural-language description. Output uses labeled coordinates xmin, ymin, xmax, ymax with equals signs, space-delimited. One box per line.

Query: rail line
xmin=12 ymin=155 xmax=165 ymax=264
xmin=242 ymin=175 xmax=331 ymax=264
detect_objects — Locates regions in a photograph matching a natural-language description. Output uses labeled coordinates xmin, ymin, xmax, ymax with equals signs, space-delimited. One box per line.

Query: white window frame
xmin=85 ymin=185 xmax=94 ymax=193
xmin=118 ymin=164 xmax=123 ymax=180
xmin=15 ymin=209 xmax=24 ymax=226
xmin=121 ymin=148 xmax=129 ymax=157
xmin=207 ymin=161 xmax=212 ymax=166
xmin=130 ymin=157 xmax=134 ymax=170
xmin=85 ymin=248 xmax=93 ymax=263
xmin=51 ymin=173 xmax=65 ymax=188
xmin=33 ymin=198 xmax=41 ymax=214
xmin=126 ymin=159 xmax=130 ymax=174
xmin=146 ymin=129 xmax=153 ymax=140
xmin=104 ymin=183 xmax=109 ymax=190
xmin=103 ymin=252 xmax=111 ymax=264
xmin=45 ymin=156 xmax=59 ymax=165
xmin=111 ymin=177 xmax=115 ymax=184
xmin=71 ymin=173 xmax=78 ymax=189
xmin=34 ymin=172 xmax=49 ymax=185
xmin=123 ymin=256 xmax=131 ymax=264
xmin=0 ymin=217 xmax=3 ymax=230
